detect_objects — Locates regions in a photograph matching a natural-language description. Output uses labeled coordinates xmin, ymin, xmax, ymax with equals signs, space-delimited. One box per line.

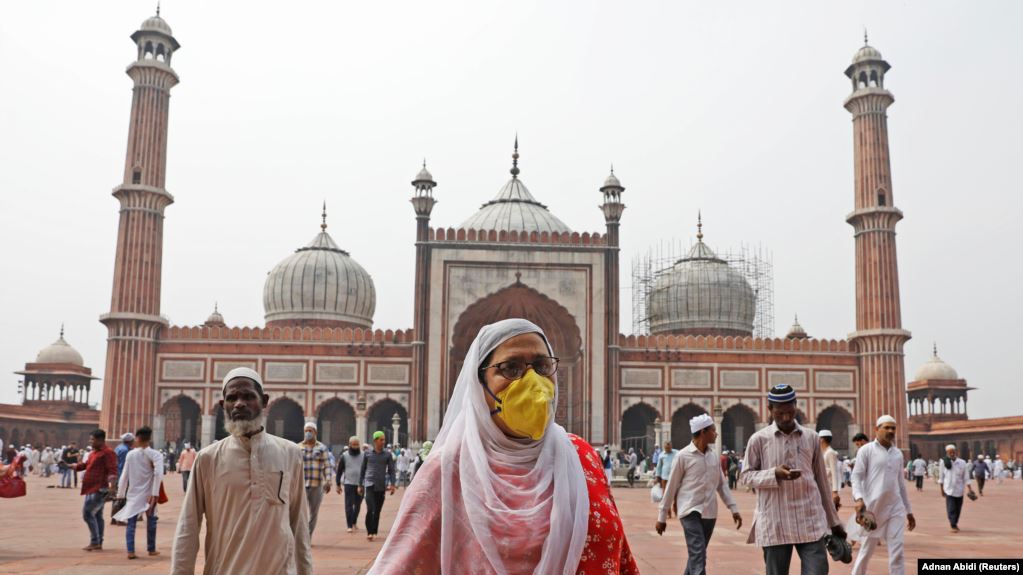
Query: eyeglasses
xmin=479 ymin=356 xmax=559 ymax=380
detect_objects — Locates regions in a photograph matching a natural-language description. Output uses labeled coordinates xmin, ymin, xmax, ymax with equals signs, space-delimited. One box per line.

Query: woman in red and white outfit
xmin=369 ymin=318 xmax=637 ymax=575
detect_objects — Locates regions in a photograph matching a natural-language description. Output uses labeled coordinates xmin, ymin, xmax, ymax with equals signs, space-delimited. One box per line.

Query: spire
xmin=933 ymin=342 xmax=938 ymax=357
xmin=214 ymin=301 xmax=219 ymax=313
xmin=510 ymin=134 xmax=520 ymax=178
xmin=863 ymin=28 xmax=868 ymax=46
xmin=156 ymin=0 xmax=161 ymax=17
xmin=696 ymin=211 xmax=704 ymax=241
xmin=60 ymin=323 xmax=65 ymax=339
xmin=320 ymin=201 xmax=328 ymax=232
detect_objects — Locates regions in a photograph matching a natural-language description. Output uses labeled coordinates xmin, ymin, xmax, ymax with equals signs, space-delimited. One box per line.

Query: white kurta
xmin=823 ymin=446 xmax=842 ymax=493
xmin=848 ymin=440 xmax=912 ymax=539
xmin=115 ymin=447 xmax=164 ymax=521
xmin=848 ymin=440 xmax=912 ymax=575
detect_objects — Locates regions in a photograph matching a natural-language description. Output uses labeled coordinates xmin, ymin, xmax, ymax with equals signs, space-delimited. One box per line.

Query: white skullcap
xmin=690 ymin=413 xmax=714 ymax=434
xmin=818 ymin=429 xmax=832 ymax=438
xmin=876 ymin=414 xmax=897 ymax=427
xmin=303 ymin=421 xmax=317 ymax=431
xmin=945 ymin=444 xmax=956 ymax=451
xmin=121 ymin=433 xmax=135 ymax=442
xmin=221 ymin=367 xmax=264 ymax=396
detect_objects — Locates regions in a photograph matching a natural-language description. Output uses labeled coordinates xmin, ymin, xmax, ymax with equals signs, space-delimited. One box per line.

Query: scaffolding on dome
xmin=630 ymin=240 xmax=775 ymax=338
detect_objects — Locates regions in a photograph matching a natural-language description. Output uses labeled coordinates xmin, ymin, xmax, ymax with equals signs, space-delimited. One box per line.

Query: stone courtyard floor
xmin=1 ymin=473 xmax=1020 ymax=574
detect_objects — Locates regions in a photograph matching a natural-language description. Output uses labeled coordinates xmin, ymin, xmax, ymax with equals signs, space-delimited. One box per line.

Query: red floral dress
xmin=568 ymin=434 xmax=639 ymax=574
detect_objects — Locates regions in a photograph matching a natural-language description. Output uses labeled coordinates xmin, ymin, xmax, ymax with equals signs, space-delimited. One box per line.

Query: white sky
xmin=1 ymin=1 xmax=1020 ymax=419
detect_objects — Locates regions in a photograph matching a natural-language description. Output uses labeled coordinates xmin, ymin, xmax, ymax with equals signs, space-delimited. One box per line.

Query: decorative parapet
xmin=429 ymin=227 xmax=607 ymax=246
xmin=619 ymin=334 xmax=851 ymax=353
xmin=162 ymin=325 xmax=414 ymax=344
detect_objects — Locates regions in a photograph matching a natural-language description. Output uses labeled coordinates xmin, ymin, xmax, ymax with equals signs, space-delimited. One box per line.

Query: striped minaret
xmin=99 ymin=11 xmax=180 ymax=439
xmin=843 ymin=35 xmax=912 ymax=451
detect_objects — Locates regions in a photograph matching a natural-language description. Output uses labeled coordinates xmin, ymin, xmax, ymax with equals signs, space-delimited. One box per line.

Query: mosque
xmin=7 ymin=11 xmax=1022 ymax=463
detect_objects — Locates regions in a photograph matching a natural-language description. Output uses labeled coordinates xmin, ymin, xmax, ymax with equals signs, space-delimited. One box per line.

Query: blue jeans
xmin=60 ymin=468 xmax=72 ymax=488
xmin=82 ymin=491 xmax=106 ymax=546
xmin=126 ymin=511 xmax=158 ymax=554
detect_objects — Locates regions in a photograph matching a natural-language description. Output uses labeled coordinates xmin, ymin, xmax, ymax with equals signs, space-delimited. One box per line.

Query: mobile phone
xmin=788 ymin=469 xmax=802 ymax=478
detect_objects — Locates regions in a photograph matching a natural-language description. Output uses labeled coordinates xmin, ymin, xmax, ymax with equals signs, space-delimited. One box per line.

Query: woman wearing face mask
xmin=368 ymin=318 xmax=638 ymax=574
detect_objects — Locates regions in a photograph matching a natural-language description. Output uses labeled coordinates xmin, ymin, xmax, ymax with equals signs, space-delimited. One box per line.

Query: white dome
xmin=648 ymin=240 xmax=755 ymax=336
xmin=914 ymin=347 xmax=959 ymax=381
xmin=35 ymin=332 xmax=84 ymax=366
xmin=786 ymin=316 xmax=808 ymax=339
xmin=140 ymin=15 xmax=173 ymax=36
xmin=263 ymin=230 xmax=376 ymax=328
xmin=852 ymin=44 xmax=883 ymax=65
xmin=459 ymin=177 xmax=571 ymax=234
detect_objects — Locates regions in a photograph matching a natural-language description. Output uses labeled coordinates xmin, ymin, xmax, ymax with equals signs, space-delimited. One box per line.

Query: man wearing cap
xmin=848 ymin=415 xmax=915 ymax=575
xmin=298 ymin=421 xmax=332 ymax=537
xmin=939 ymin=444 xmax=973 ymax=533
xmin=171 ymin=367 xmax=312 ymax=575
xmin=818 ymin=430 xmax=842 ymax=511
xmin=359 ymin=430 xmax=396 ymax=541
xmin=740 ymin=384 xmax=845 ymax=575
xmin=177 ymin=442 xmax=196 ymax=493
xmin=911 ymin=453 xmax=927 ymax=492
xmin=112 ymin=432 xmax=135 ymax=526
xmin=336 ymin=435 xmax=366 ymax=533
xmin=655 ymin=413 xmax=742 ymax=575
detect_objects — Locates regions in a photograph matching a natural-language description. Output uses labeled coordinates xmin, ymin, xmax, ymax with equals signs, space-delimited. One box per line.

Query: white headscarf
xmin=369 ymin=318 xmax=589 ymax=574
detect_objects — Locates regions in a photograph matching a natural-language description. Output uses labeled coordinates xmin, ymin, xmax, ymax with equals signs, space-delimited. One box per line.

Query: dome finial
xmin=214 ymin=301 xmax=219 ymax=313
xmin=863 ymin=28 xmax=868 ymax=46
xmin=321 ymin=201 xmax=328 ymax=232
xmin=933 ymin=341 xmax=938 ymax=357
xmin=696 ymin=211 xmax=704 ymax=241
xmin=510 ymin=134 xmax=520 ymax=178
xmin=60 ymin=323 xmax=65 ymax=339
xmin=156 ymin=0 xmax=161 ymax=17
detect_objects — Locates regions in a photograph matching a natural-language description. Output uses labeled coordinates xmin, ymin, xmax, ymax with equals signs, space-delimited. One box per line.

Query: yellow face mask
xmin=491 ymin=369 xmax=555 ymax=440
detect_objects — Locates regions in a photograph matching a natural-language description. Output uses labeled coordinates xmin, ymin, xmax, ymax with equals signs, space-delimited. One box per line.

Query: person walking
xmin=114 ymin=426 xmax=164 ymax=559
xmin=171 ymin=367 xmax=312 ymax=575
xmin=912 ymin=455 xmax=927 ymax=492
xmin=657 ymin=441 xmax=679 ymax=518
xmin=627 ymin=448 xmax=638 ymax=488
xmin=68 ymin=430 xmax=118 ymax=551
xmin=359 ymin=431 xmax=396 ymax=541
xmin=848 ymin=415 xmax=915 ymax=575
xmin=61 ymin=441 xmax=80 ymax=489
xmin=740 ymin=384 xmax=845 ymax=575
xmin=656 ymin=414 xmax=742 ymax=575
xmin=112 ymin=433 xmax=135 ymax=526
xmin=298 ymin=422 xmax=333 ymax=537
xmin=336 ymin=435 xmax=366 ymax=533
xmin=176 ymin=443 xmax=196 ymax=493
xmin=973 ymin=456 xmax=989 ymax=496
xmin=939 ymin=444 xmax=974 ymax=533
xmin=819 ymin=430 xmax=842 ymax=511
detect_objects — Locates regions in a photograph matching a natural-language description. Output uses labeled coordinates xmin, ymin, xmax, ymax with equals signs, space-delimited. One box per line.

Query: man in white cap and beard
xmin=171 ymin=367 xmax=312 ymax=575
xmin=818 ymin=430 xmax=842 ymax=511
xmin=848 ymin=415 xmax=915 ymax=575
xmin=939 ymin=443 xmax=974 ymax=533
xmin=297 ymin=421 xmax=332 ymax=537
xmin=655 ymin=413 xmax=742 ymax=575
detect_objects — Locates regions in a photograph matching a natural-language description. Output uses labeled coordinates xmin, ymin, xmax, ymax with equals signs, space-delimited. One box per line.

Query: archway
xmin=367 ymin=399 xmax=408 ymax=446
xmin=671 ymin=403 xmax=708 ymax=448
xmin=722 ymin=404 xmax=757 ymax=453
xmin=317 ymin=398 xmax=356 ymax=452
xmin=449 ymin=281 xmax=584 ymax=434
xmin=267 ymin=397 xmax=304 ymax=443
xmin=621 ymin=402 xmax=659 ymax=457
xmin=816 ymin=405 xmax=852 ymax=453
xmin=161 ymin=395 xmax=201 ymax=446
xmin=213 ymin=405 xmax=228 ymax=442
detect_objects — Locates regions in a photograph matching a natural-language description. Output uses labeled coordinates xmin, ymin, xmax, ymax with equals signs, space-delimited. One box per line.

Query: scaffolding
xmin=630 ymin=240 xmax=775 ymax=338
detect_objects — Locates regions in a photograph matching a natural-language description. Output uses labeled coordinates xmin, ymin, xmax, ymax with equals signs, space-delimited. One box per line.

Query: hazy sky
xmin=1 ymin=1 xmax=1020 ymax=419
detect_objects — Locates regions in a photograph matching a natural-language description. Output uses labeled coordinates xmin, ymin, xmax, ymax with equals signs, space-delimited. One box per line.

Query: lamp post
xmin=713 ymin=403 xmax=724 ymax=455
xmin=391 ymin=412 xmax=401 ymax=447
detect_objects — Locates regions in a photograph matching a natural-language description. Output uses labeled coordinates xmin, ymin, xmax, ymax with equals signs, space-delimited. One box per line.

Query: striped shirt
xmin=299 ymin=441 xmax=333 ymax=488
xmin=739 ymin=422 xmax=841 ymax=546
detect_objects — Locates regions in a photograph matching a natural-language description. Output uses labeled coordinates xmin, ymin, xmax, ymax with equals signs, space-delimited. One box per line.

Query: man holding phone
xmin=740 ymin=384 xmax=846 ymax=574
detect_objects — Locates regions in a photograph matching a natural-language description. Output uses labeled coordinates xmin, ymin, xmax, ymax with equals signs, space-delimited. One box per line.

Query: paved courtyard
xmin=1 ymin=472 xmax=1020 ymax=574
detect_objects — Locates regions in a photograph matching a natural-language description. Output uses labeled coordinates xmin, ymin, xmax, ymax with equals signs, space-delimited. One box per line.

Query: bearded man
xmin=171 ymin=367 xmax=312 ymax=575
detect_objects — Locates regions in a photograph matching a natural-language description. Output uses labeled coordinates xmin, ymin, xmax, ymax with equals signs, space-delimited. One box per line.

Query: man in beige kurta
xmin=171 ymin=367 xmax=312 ymax=575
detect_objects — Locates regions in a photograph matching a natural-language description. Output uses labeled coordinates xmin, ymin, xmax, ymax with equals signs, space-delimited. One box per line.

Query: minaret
xmin=99 ymin=11 xmax=180 ymax=438
xmin=410 ymin=160 xmax=437 ymax=442
xmin=843 ymin=35 xmax=911 ymax=450
xmin=600 ymin=166 xmax=625 ymax=445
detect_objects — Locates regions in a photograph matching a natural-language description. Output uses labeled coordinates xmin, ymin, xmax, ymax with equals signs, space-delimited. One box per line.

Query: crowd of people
xmin=2 ymin=317 xmax=1020 ymax=573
